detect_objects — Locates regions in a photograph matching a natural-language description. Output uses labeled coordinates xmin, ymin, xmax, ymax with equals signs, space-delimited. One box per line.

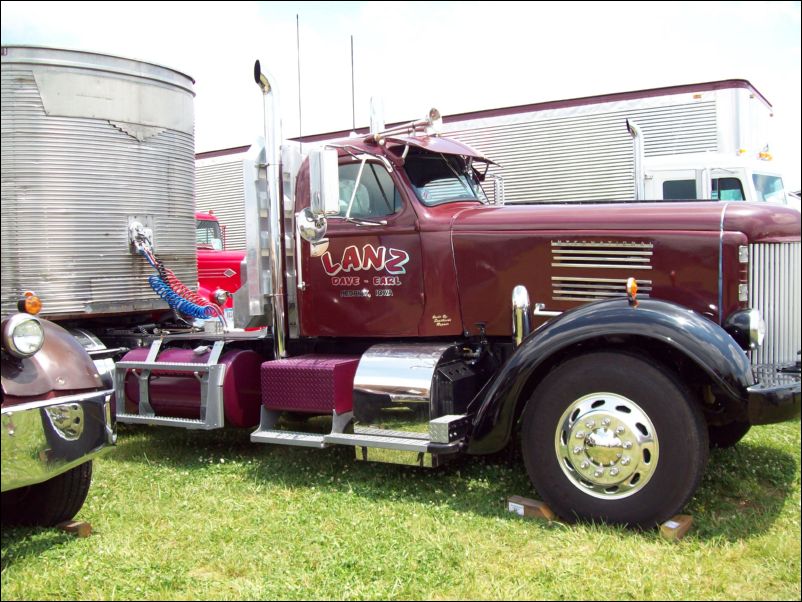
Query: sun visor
xmin=385 ymin=135 xmax=496 ymax=165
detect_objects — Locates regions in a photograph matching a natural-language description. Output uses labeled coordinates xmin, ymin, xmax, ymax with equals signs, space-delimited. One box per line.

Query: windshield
xmin=196 ymin=219 xmax=223 ymax=250
xmin=403 ymin=149 xmax=487 ymax=206
xmin=752 ymin=173 xmax=787 ymax=204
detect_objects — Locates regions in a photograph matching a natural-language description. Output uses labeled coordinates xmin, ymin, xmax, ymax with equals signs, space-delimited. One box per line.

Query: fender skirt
xmin=466 ymin=298 xmax=754 ymax=455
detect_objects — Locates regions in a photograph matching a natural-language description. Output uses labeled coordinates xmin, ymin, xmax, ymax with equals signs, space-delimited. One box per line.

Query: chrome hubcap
xmin=555 ymin=392 xmax=659 ymax=499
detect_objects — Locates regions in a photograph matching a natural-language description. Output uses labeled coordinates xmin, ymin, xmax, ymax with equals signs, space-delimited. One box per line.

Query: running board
xmin=250 ymin=430 xmax=326 ymax=448
xmin=114 ymin=414 xmax=214 ymax=430
xmin=323 ymin=432 xmax=461 ymax=453
xmin=324 ymin=432 xmax=430 ymax=451
xmin=249 ymin=410 xmax=469 ymax=454
xmin=249 ymin=408 xmax=352 ymax=448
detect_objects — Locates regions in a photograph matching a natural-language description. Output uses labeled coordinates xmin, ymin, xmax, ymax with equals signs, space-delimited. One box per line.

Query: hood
xmin=452 ymin=201 xmax=801 ymax=242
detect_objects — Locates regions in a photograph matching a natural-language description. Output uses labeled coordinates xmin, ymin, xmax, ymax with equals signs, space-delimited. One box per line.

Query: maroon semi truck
xmin=106 ymin=63 xmax=800 ymax=527
xmin=2 ymin=49 xmax=798 ymax=528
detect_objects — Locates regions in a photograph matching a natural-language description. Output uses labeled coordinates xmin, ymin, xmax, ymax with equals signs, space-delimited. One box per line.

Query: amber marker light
xmin=18 ymin=291 xmax=42 ymax=315
xmin=626 ymin=277 xmax=638 ymax=307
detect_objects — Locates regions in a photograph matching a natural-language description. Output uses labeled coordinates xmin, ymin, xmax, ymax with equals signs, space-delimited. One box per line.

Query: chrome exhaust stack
xmin=626 ymin=119 xmax=645 ymax=201
xmin=252 ymin=60 xmax=287 ymax=358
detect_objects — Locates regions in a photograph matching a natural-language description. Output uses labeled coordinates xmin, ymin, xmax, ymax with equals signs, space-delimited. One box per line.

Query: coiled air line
xmin=129 ymin=222 xmax=225 ymax=324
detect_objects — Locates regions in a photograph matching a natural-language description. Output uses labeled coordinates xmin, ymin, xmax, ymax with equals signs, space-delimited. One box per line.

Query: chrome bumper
xmin=747 ymin=364 xmax=801 ymax=425
xmin=1 ymin=389 xmax=116 ymax=492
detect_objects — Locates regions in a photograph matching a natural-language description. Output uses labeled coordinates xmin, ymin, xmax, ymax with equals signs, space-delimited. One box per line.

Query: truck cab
xmin=644 ymin=152 xmax=789 ymax=205
xmin=195 ymin=211 xmax=244 ymax=314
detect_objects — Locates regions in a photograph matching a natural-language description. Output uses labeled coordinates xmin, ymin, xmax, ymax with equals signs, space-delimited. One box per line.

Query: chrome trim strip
xmin=551 ymin=241 xmax=654 ymax=249
xmin=533 ymin=303 xmax=561 ymax=317
xmin=718 ymin=203 xmax=729 ymax=325
xmin=2 ymin=389 xmax=113 ymax=416
xmin=551 ymin=263 xmax=653 ymax=270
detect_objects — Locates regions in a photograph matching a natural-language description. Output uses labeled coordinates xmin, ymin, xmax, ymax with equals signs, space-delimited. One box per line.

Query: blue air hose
xmin=148 ymin=275 xmax=217 ymax=320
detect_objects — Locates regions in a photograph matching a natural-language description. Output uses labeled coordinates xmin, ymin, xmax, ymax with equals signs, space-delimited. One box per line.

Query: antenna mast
xmin=297 ymin=14 xmax=303 ymax=150
xmin=351 ymin=35 xmax=356 ymax=131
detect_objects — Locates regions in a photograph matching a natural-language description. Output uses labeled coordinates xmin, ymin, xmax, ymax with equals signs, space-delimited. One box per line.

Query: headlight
xmin=213 ymin=289 xmax=230 ymax=306
xmin=3 ymin=314 xmax=45 ymax=358
xmin=724 ymin=309 xmax=765 ymax=351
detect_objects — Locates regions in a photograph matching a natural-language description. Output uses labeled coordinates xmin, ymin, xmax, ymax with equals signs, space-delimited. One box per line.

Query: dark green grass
xmin=2 ymin=421 xmax=800 ymax=600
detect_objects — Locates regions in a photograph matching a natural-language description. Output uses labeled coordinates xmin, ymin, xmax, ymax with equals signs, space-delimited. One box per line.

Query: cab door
xmin=298 ymin=157 xmax=425 ymax=337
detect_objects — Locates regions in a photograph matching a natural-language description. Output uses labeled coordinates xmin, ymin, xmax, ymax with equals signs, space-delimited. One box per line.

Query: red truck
xmin=2 ymin=48 xmax=799 ymax=528
xmin=195 ymin=210 xmax=244 ymax=317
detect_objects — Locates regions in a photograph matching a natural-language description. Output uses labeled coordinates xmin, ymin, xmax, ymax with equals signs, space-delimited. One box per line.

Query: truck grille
xmin=748 ymin=242 xmax=802 ymax=366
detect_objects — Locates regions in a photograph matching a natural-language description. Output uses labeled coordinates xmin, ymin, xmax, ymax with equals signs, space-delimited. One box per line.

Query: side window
xmin=712 ymin=177 xmax=745 ymax=201
xmin=662 ymin=179 xmax=697 ymax=200
xmin=338 ymin=162 xmax=401 ymax=219
xmin=752 ymin=173 xmax=786 ymax=203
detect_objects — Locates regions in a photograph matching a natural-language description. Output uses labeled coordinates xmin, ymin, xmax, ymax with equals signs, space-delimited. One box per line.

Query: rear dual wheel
xmin=521 ymin=352 xmax=708 ymax=527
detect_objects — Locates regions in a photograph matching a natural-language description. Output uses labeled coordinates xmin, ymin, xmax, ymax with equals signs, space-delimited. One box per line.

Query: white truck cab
xmin=644 ymin=152 xmax=788 ymax=205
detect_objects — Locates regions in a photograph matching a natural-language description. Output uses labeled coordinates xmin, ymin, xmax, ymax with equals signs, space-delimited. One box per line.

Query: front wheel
xmin=521 ymin=352 xmax=708 ymax=527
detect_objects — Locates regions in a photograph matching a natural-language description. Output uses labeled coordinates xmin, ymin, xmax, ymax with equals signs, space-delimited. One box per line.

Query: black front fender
xmin=467 ymin=298 xmax=753 ymax=455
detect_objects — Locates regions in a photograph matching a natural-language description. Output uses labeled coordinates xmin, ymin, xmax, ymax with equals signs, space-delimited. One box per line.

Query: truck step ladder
xmin=252 ymin=410 xmax=468 ymax=456
xmin=325 ymin=416 xmax=467 ymax=453
xmin=250 ymin=407 xmax=353 ymax=448
xmin=114 ymin=340 xmax=226 ymax=430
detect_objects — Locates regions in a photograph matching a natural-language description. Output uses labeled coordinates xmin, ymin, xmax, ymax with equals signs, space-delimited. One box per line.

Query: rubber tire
xmin=521 ymin=352 xmax=708 ymax=528
xmin=708 ymin=421 xmax=751 ymax=448
xmin=1 ymin=461 xmax=93 ymax=527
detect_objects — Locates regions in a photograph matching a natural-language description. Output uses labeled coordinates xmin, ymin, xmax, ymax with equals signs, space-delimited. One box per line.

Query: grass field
xmin=2 ymin=420 xmax=800 ymax=600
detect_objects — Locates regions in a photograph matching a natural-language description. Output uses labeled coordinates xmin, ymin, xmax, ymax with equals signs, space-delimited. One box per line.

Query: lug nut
xmin=622 ymin=441 xmax=633 ymax=450
xmin=580 ymin=461 xmax=590 ymax=469
xmin=575 ymin=431 xmax=586 ymax=439
xmin=621 ymin=457 xmax=631 ymax=466
xmin=601 ymin=417 xmax=611 ymax=426
xmin=594 ymin=469 xmax=604 ymax=478
xmin=615 ymin=426 xmax=625 ymax=435
xmin=573 ymin=446 xmax=583 ymax=455
xmin=609 ymin=467 xmax=619 ymax=476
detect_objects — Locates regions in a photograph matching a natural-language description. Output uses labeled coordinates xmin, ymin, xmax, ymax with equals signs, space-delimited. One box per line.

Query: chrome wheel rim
xmin=554 ymin=392 xmax=659 ymax=499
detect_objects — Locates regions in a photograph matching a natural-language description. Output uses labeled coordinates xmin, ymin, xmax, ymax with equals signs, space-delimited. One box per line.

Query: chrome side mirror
xmin=296 ymin=207 xmax=327 ymax=243
xmin=309 ymin=148 xmax=339 ymax=217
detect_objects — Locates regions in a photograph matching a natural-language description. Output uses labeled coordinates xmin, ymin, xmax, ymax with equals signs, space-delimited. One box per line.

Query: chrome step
xmin=324 ymin=432 xmax=434 ymax=452
xmin=249 ymin=407 xmax=352 ymax=448
xmin=354 ymin=425 xmax=430 ymax=440
xmin=115 ymin=413 xmax=213 ymax=430
xmin=250 ymin=429 xmax=326 ymax=448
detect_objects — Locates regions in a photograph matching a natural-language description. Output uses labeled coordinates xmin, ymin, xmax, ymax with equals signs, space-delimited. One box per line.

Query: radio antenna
xmin=351 ymin=35 xmax=356 ymax=131
xmin=297 ymin=14 xmax=303 ymax=152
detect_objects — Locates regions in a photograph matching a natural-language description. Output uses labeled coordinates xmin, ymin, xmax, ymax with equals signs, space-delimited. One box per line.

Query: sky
xmin=2 ymin=0 xmax=801 ymax=190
